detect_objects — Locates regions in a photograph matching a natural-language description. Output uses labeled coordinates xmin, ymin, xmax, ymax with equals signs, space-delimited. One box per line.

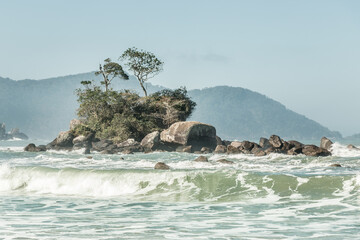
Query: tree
xmin=120 ymin=47 xmax=163 ymax=97
xmin=95 ymin=58 xmax=129 ymax=92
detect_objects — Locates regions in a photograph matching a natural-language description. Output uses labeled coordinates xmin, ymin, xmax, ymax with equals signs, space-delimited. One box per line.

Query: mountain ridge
xmin=0 ymin=73 xmax=341 ymax=141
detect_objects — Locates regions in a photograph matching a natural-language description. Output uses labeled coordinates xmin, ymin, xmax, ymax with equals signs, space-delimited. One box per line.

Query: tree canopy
xmin=95 ymin=58 xmax=129 ymax=92
xmin=120 ymin=47 xmax=163 ymax=97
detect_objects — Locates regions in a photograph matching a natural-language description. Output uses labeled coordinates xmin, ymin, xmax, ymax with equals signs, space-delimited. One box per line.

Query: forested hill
xmin=0 ymin=74 xmax=341 ymax=141
xmin=188 ymin=86 xmax=341 ymax=141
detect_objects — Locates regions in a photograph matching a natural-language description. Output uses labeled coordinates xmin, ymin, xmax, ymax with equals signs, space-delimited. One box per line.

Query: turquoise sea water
xmin=0 ymin=140 xmax=360 ymax=239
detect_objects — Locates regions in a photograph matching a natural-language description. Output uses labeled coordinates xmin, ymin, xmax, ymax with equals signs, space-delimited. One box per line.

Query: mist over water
xmin=0 ymin=140 xmax=360 ymax=239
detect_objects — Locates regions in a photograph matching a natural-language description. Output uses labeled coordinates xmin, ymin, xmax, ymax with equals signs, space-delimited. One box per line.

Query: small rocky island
xmin=26 ymin=119 xmax=339 ymax=159
xmin=0 ymin=123 xmax=28 ymax=140
xmin=21 ymin=49 xmax=358 ymax=159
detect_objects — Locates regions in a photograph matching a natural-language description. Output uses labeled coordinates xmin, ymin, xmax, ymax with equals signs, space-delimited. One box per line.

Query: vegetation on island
xmin=74 ymin=48 xmax=196 ymax=143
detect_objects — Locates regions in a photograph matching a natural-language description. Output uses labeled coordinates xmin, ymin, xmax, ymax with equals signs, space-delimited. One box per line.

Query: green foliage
xmin=95 ymin=58 xmax=129 ymax=92
xmin=120 ymin=47 xmax=163 ymax=96
xmin=76 ymin=84 xmax=196 ymax=143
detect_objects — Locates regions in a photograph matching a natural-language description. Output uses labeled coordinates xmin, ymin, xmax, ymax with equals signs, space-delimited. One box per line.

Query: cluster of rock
xmin=25 ymin=121 xmax=218 ymax=154
xmin=25 ymin=120 xmax=339 ymax=158
xmin=0 ymin=123 xmax=28 ymax=140
xmin=213 ymin=135 xmax=333 ymax=157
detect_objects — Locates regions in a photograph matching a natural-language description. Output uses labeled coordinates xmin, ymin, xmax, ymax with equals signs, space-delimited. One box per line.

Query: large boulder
xmin=259 ymin=137 xmax=271 ymax=149
xmin=117 ymin=138 xmax=142 ymax=153
xmin=47 ymin=131 xmax=74 ymax=149
xmin=320 ymin=137 xmax=333 ymax=150
xmin=24 ymin=143 xmax=46 ymax=152
xmin=269 ymin=135 xmax=283 ymax=148
xmin=160 ymin=121 xmax=217 ymax=150
xmin=302 ymin=145 xmax=331 ymax=157
xmin=214 ymin=145 xmax=227 ymax=154
xmin=140 ymin=131 xmax=161 ymax=151
xmin=154 ymin=162 xmax=170 ymax=170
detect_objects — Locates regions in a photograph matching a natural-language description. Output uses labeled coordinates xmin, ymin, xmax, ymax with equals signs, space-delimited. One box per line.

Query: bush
xmin=75 ymin=85 xmax=196 ymax=143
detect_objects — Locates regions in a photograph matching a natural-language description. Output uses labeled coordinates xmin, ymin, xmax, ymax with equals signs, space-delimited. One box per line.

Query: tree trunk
xmin=139 ymin=80 xmax=147 ymax=97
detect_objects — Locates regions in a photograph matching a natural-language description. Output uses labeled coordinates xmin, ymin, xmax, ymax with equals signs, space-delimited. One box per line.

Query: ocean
xmin=0 ymin=140 xmax=359 ymax=239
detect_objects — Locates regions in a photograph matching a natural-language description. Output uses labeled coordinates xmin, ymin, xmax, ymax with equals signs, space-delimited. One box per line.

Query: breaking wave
xmin=0 ymin=164 xmax=359 ymax=202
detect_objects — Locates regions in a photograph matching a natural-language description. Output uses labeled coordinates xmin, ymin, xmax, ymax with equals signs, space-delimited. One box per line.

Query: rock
xmin=194 ymin=156 xmax=208 ymax=162
xmin=287 ymin=146 xmax=303 ymax=155
xmin=329 ymin=163 xmax=342 ymax=167
xmin=86 ymin=156 xmax=93 ymax=159
xmin=230 ymin=141 xmax=242 ymax=148
xmin=287 ymin=140 xmax=304 ymax=149
xmin=70 ymin=119 xmax=82 ymax=131
xmin=48 ymin=131 xmax=74 ymax=149
xmin=117 ymin=138 xmax=139 ymax=148
xmin=264 ymin=147 xmax=284 ymax=155
xmin=347 ymin=144 xmax=358 ymax=150
xmin=92 ymin=139 xmax=114 ymax=151
xmin=117 ymin=138 xmax=142 ymax=153
xmin=72 ymin=135 xmax=89 ymax=149
xmin=24 ymin=143 xmax=37 ymax=152
xmin=320 ymin=137 xmax=333 ymax=150
xmin=9 ymin=128 xmax=28 ymax=140
xmin=154 ymin=162 xmax=170 ymax=170
xmin=217 ymin=159 xmax=234 ymax=164
xmin=193 ymin=151 xmax=202 ymax=154
xmin=0 ymin=123 xmax=5 ymax=137
xmin=182 ymin=145 xmax=192 ymax=153
xmin=280 ymin=141 xmax=291 ymax=151
xmin=24 ymin=143 xmax=46 ymax=152
xmin=160 ymin=121 xmax=217 ymax=151
xmin=302 ymin=145 xmax=331 ymax=157
xmin=239 ymin=141 xmax=255 ymax=151
xmin=37 ymin=145 xmax=47 ymax=151
xmin=84 ymin=147 xmax=91 ymax=154
xmin=101 ymin=149 xmax=116 ymax=154
xmin=269 ymin=135 xmax=283 ymax=148
xmin=73 ymin=135 xmax=87 ymax=145
xmin=216 ymin=136 xmax=223 ymax=146
xmin=259 ymin=137 xmax=271 ymax=149
xmin=214 ymin=145 xmax=227 ymax=154
xmin=122 ymin=149 xmax=134 ymax=154
xmin=200 ymin=147 xmax=211 ymax=154
xmin=227 ymin=145 xmax=241 ymax=154
xmin=253 ymin=149 xmax=266 ymax=156
xmin=140 ymin=131 xmax=160 ymax=151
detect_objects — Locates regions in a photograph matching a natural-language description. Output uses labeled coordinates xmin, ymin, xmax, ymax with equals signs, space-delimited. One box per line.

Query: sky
xmin=0 ymin=0 xmax=359 ymax=136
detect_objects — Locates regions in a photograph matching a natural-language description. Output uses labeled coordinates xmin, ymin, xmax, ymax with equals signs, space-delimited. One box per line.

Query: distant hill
xmin=188 ymin=86 xmax=341 ymax=141
xmin=0 ymin=73 xmax=341 ymax=141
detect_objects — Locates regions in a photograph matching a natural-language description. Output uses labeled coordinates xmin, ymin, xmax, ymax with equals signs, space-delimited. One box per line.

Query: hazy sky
xmin=1 ymin=0 xmax=359 ymax=136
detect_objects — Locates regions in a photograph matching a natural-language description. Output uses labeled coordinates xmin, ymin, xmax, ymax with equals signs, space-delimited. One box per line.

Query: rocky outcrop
xmin=269 ymin=135 xmax=283 ymax=148
xmin=347 ymin=144 xmax=359 ymax=150
xmin=47 ymin=131 xmax=74 ymax=150
xmin=160 ymin=121 xmax=217 ymax=151
xmin=140 ymin=131 xmax=161 ymax=151
xmin=0 ymin=123 xmax=28 ymax=140
xmin=320 ymin=137 xmax=333 ymax=150
xmin=302 ymin=145 xmax=331 ymax=157
xmin=214 ymin=145 xmax=227 ymax=154
xmin=24 ymin=143 xmax=46 ymax=152
xmin=44 ymin=120 xmax=339 ymax=158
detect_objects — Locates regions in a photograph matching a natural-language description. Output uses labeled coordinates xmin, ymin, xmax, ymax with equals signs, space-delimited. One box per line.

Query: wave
xmin=0 ymin=164 xmax=359 ymax=202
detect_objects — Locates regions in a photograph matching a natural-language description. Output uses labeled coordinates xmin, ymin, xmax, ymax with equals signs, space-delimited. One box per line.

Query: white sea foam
xmin=331 ymin=142 xmax=360 ymax=157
